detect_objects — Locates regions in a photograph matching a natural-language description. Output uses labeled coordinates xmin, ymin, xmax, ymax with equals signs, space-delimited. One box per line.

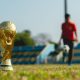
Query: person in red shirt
xmin=59 ymin=13 xmax=78 ymax=65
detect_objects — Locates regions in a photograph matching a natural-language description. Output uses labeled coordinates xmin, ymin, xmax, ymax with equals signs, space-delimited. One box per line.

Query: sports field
xmin=0 ymin=64 xmax=80 ymax=80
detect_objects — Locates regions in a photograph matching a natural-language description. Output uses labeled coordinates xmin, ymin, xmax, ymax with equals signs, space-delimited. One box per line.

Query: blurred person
xmin=59 ymin=13 xmax=78 ymax=65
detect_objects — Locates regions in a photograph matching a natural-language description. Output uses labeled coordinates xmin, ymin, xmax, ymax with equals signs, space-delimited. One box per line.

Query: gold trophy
xmin=0 ymin=21 xmax=16 ymax=71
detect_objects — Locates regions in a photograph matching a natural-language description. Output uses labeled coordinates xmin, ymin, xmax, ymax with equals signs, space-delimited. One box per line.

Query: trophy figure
xmin=0 ymin=21 xmax=16 ymax=71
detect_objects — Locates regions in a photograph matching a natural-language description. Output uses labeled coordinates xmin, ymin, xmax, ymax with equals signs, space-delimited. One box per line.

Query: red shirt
xmin=61 ymin=21 xmax=77 ymax=41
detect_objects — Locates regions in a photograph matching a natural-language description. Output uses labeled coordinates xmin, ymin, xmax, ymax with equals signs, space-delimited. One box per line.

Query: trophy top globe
xmin=0 ymin=21 xmax=16 ymax=32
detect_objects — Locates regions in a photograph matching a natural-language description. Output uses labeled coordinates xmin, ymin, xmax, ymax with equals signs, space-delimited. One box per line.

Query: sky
xmin=0 ymin=0 xmax=80 ymax=43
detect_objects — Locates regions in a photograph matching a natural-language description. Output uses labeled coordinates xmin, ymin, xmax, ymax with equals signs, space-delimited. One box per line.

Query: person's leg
xmin=67 ymin=41 xmax=74 ymax=65
xmin=63 ymin=39 xmax=68 ymax=62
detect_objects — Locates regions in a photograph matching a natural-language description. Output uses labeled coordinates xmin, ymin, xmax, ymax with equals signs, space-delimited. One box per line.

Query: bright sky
xmin=0 ymin=0 xmax=80 ymax=42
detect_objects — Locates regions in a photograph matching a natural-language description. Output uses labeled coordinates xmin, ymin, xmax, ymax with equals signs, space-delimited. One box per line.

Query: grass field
xmin=0 ymin=64 xmax=80 ymax=80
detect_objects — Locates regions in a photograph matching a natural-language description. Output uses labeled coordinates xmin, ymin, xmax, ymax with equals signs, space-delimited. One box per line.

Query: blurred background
xmin=0 ymin=0 xmax=80 ymax=64
xmin=0 ymin=0 xmax=80 ymax=43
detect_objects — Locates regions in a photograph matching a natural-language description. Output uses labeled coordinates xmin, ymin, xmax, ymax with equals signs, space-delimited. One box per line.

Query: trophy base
xmin=0 ymin=59 xmax=13 ymax=71
xmin=0 ymin=65 xmax=13 ymax=71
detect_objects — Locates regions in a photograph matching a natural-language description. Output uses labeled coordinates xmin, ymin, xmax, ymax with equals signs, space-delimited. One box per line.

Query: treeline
xmin=14 ymin=30 xmax=35 ymax=46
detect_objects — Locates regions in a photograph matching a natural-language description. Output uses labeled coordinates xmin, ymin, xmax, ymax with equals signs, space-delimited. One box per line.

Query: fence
xmin=11 ymin=45 xmax=80 ymax=64
xmin=12 ymin=46 xmax=45 ymax=64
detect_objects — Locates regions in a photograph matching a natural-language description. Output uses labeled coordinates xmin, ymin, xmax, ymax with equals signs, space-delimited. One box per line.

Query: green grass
xmin=0 ymin=64 xmax=80 ymax=80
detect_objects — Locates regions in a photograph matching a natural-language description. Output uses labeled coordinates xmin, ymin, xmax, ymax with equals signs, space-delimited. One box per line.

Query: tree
xmin=14 ymin=30 xmax=35 ymax=46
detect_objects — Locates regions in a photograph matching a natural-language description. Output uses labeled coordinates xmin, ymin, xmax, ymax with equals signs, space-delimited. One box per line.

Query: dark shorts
xmin=63 ymin=38 xmax=74 ymax=49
